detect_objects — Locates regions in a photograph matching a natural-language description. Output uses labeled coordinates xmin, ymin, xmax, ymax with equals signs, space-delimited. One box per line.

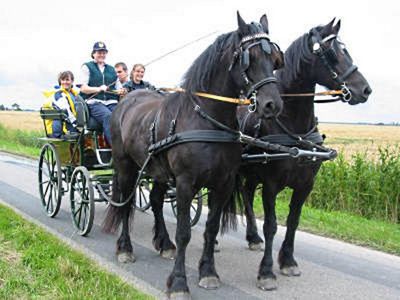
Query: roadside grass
xmin=0 ymin=123 xmax=41 ymax=157
xmin=252 ymin=189 xmax=400 ymax=255
xmin=0 ymin=204 xmax=152 ymax=299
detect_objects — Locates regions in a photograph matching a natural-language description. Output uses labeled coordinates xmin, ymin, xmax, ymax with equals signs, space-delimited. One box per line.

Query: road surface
xmin=0 ymin=152 xmax=399 ymax=299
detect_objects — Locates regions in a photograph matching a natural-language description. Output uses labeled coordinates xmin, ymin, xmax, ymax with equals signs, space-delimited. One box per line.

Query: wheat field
xmin=0 ymin=111 xmax=42 ymax=131
xmin=1 ymin=111 xmax=399 ymax=158
xmin=319 ymin=123 xmax=400 ymax=159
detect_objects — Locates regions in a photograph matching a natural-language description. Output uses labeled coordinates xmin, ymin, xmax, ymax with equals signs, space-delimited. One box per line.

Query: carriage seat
xmin=75 ymin=96 xmax=103 ymax=132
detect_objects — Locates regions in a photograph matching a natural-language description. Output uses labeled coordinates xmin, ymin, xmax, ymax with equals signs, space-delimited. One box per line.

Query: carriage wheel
xmin=70 ymin=166 xmax=95 ymax=236
xmin=170 ymin=190 xmax=203 ymax=227
xmin=135 ymin=178 xmax=152 ymax=212
xmin=38 ymin=143 xmax=62 ymax=217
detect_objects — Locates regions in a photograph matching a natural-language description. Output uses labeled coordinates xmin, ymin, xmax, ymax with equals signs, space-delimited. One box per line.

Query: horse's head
xmin=309 ymin=19 xmax=372 ymax=105
xmin=229 ymin=12 xmax=283 ymax=118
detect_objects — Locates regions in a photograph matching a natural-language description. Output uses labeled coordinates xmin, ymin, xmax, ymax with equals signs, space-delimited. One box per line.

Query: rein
xmin=159 ymin=87 xmax=252 ymax=105
xmin=281 ymin=89 xmax=343 ymax=104
xmin=161 ymin=87 xmax=344 ymax=104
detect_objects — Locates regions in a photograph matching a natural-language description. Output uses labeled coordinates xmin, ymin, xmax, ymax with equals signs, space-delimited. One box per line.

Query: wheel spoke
xmin=45 ymin=147 xmax=50 ymax=164
xmin=81 ymin=204 xmax=88 ymax=230
xmin=44 ymin=159 xmax=51 ymax=177
xmin=43 ymin=180 xmax=51 ymax=198
xmin=77 ymin=202 xmax=83 ymax=227
xmin=47 ymin=185 xmax=53 ymax=212
xmin=73 ymin=204 xmax=83 ymax=217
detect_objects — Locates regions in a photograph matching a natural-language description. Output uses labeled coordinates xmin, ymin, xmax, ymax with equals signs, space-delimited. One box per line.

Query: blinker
xmin=241 ymin=49 xmax=250 ymax=70
xmin=261 ymin=39 xmax=271 ymax=54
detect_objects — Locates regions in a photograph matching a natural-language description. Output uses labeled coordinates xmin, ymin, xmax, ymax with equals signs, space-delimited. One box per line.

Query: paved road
xmin=0 ymin=152 xmax=399 ymax=299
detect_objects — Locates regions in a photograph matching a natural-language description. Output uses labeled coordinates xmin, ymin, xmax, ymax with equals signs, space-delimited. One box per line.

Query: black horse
xmin=103 ymin=13 xmax=283 ymax=298
xmin=237 ymin=19 xmax=372 ymax=290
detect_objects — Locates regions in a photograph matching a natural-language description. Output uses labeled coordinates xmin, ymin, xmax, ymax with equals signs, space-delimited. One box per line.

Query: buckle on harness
xmin=248 ymin=91 xmax=257 ymax=113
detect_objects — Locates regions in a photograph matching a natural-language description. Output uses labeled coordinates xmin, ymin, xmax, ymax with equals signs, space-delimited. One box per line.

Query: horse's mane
xmin=181 ymin=32 xmax=237 ymax=93
xmin=277 ymin=29 xmax=316 ymax=84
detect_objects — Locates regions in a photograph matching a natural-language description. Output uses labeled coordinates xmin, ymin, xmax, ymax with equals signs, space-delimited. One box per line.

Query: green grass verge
xmin=252 ymin=189 xmax=400 ymax=255
xmin=0 ymin=204 xmax=152 ymax=299
xmin=0 ymin=123 xmax=41 ymax=158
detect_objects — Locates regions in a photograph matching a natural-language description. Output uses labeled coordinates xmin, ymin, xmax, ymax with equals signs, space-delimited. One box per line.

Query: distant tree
xmin=0 ymin=104 xmax=5 ymax=111
xmin=11 ymin=103 xmax=21 ymax=111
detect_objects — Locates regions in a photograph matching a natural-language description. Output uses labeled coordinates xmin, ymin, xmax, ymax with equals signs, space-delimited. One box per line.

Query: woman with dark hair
xmin=43 ymin=70 xmax=79 ymax=138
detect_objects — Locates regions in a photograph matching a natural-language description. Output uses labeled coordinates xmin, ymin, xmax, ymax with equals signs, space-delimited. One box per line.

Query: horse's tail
xmin=220 ymin=174 xmax=244 ymax=234
xmin=102 ymin=171 xmax=135 ymax=234
xmin=102 ymin=105 xmax=136 ymax=234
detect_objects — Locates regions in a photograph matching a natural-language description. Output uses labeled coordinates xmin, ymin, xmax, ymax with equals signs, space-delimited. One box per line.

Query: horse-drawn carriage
xmin=36 ymin=11 xmax=372 ymax=297
xmin=38 ymin=97 xmax=203 ymax=236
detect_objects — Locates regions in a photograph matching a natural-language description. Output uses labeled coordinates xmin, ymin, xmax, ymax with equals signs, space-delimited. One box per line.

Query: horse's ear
xmin=321 ymin=18 xmax=336 ymax=36
xmin=332 ymin=19 xmax=341 ymax=35
xmin=260 ymin=14 xmax=269 ymax=33
xmin=237 ymin=11 xmax=247 ymax=32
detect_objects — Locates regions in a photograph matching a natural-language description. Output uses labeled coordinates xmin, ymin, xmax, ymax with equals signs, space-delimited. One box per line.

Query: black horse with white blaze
xmin=103 ymin=12 xmax=284 ymax=298
xmin=237 ymin=19 xmax=372 ymax=290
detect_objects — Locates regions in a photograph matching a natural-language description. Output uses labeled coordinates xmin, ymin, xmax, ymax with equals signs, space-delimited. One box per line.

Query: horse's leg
xmin=115 ymin=158 xmax=138 ymax=263
xmin=166 ymin=178 xmax=194 ymax=299
xmin=242 ymin=178 xmax=263 ymax=250
xmin=198 ymin=181 xmax=234 ymax=290
xmin=278 ymin=185 xmax=312 ymax=276
xmin=150 ymin=180 xmax=176 ymax=259
xmin=257 ymin=183 xmax=279 ymax=291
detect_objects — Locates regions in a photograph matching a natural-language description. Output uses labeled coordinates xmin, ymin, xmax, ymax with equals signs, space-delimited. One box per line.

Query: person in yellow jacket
xmin=43 ymin=71 xmax=79 ymax=138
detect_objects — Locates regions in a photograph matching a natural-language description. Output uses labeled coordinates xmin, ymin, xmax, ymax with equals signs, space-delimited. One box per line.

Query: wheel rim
xmin=70 ymin=167 xmax=94 ymax=235
xmin=38 ymin=144 xmax=62 ymax=217
xmin=171 ymin=191 xmax=203 ymax=226
xmin=135 ymin=179 xmax=151 ymax=211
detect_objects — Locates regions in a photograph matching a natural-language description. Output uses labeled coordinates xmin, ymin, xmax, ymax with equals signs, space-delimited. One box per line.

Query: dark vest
xmin=80 ymin=61 xmax=119 ymax=101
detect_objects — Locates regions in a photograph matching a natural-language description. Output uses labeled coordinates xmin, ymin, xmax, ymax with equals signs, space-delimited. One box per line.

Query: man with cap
xmin=79 ymin=41 xmax=125 ymax=146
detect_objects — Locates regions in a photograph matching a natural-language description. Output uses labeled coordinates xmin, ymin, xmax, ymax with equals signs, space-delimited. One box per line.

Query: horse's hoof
xmin=161 ymin=248 xmax=176 ymax=260
xmin=281 ymin=265 xmax=301 ymax=277
xmin=248 ymin=242 xmax=263 ymax=251
xmin=117 ymin=252 xmax=136 ymax=263
xmin=198 ymin=276 xmax=220 ymax=289
xmin=169 ymin=291 xmax=191 ymax=300
xmin=256 ymin=277 xmax=277 ymax=291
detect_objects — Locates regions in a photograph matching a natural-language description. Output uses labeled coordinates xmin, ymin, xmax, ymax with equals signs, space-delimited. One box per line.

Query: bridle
xmin=229 ymin=27 xmax=282 ymax=112
xmin=310 ymin=29 xmax=358 ymax=102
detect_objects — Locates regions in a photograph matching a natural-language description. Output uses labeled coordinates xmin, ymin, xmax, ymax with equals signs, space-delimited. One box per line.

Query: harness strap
xmin=245 ymin=76 xmax=277 ymax=98
xmin=338 ymin=64 xmax=358 ymax=82
xmin=275 ymin=117 xmax=317 ymax=140
xmin=260 ymin=132 xmax=323 ymax=146
xmin=188 ymin=96 xmax=239 ymax=134
xmin=148 ymin=130 xmax=240 ymax=154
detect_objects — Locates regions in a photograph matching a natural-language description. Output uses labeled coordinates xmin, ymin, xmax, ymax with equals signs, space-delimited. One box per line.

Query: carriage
xmin=38 ymin=96 xmax=203 ymax=236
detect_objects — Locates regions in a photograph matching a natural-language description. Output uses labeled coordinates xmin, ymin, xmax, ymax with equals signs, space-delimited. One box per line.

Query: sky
xmin=0 ymin=0 xmax=399 ymax=123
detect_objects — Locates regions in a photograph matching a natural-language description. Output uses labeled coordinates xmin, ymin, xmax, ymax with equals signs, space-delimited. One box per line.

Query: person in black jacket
xmin=123 ymin=63 xmax=156 ymax=92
